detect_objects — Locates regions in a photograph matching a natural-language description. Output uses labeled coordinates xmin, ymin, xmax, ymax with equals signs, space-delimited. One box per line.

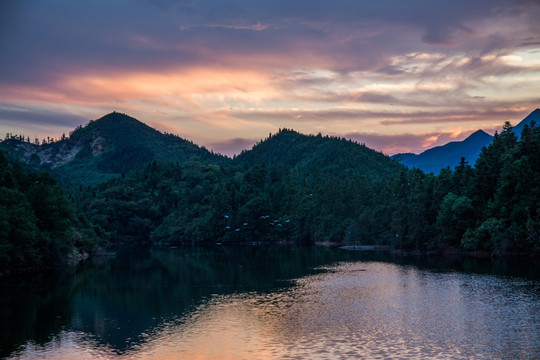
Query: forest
xmin=1 ymin=120 xmax=539 ymax=273
xmin=0 ymin=151 xmax=100 ymax=273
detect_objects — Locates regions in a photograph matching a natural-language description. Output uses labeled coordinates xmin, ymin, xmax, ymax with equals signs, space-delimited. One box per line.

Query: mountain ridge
xmin=393 ymin=108 xmax=540 ymax=173
xmin=234 ymin=128 xmax=404 ymax=182
xmin=0 ymin=112 xmax=230 ymax=186
xmin=1 ymin=113 xmax=406 ymax=186
xmin=514 ymin=108 xmax=540 ymax=138
xmin=3 ymin=109 xmax=538 ymax=184
xmin=393 ymin=129 xmax=493 ymax=174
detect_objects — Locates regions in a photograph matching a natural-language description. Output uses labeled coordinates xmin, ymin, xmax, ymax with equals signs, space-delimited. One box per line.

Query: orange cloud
xmin=0 ymin=65 xmax=280 ymax=107
xmin=422 ymin=135 xmax=440 ymax=148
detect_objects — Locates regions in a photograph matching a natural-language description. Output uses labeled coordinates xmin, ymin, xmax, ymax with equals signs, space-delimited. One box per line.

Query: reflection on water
xmin=1 ymin=246 xmax=539 ymax=359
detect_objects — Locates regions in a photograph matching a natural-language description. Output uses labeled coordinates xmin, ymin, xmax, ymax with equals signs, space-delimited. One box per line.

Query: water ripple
xmin=7 ymin=261 xmax=540 ymax=359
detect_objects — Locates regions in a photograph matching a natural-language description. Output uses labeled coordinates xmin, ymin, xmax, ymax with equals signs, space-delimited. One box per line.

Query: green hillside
xmin=70 ymin=129 xmax=406 ymax=245
xmin=69 ymin=112 xmax=228 ymax=169
xmin=1 ymin=112 xmax=231 ymax=187
xmin=234 ymin=129 xmax=404 ymax=182
xmin=1 ymin=112 xmax=539 ymax=259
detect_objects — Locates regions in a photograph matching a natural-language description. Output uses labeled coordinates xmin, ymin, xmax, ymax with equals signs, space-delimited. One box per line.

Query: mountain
xmin=234 ymin=129 xmax=404 ymax=182
xmin=513 ymin=108 xmax=540 ymax=138
xmin=0 ymin=112 xmax=229 ymax=187
xmin=1 ymin=113 xmax=405 ymax=188
xmin=393 ymin=130 xmax=493 ymax=174
xmin=393 ymin=108 xmax=540 ymax=174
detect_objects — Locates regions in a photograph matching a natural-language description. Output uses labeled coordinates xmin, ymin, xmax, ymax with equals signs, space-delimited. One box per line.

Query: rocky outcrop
xmin=0 ymin=139 xmax=81 ymax=168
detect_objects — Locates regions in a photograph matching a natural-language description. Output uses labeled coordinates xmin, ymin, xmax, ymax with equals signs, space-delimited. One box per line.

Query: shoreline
xmin=2 ymin=242 xmax=538 ymax=278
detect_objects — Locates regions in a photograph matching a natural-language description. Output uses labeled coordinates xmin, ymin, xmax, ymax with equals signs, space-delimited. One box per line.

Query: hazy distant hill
xmin=393 ymin=108 xmax=540 ymax=174
xmin=234 ymin=129 xmax=404 ymax=182
xmin=513 ymin=108 xmax=540 ymax=138
xmin=0 ymin=112 xmax=229 ymax=186
xmin=393 ymin=130 xmax=493 ymax=174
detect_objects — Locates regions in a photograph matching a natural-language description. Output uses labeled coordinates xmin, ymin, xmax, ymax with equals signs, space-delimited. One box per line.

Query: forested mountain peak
xmin=1 ymin=112 xmax=230 ymax=187
xmin=234 ymin=127 xmax=404 ymax=181
xmin=69 ymin=112 xmax=159 ymax=144
xmin=1 ymin=112 xmax=539 ymax=263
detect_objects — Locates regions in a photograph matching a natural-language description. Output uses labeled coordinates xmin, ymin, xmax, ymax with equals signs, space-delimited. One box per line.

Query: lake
xmin=1 ymin=246 xmax=539 ymax=359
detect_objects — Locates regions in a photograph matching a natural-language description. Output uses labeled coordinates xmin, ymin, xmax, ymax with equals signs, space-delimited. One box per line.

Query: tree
xmin=436 ymin=193 xmax=475 ymax=247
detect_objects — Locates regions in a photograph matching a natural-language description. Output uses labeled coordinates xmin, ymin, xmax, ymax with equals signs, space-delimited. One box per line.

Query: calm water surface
xmin=1 ymin=246 xmax=539 ymax=359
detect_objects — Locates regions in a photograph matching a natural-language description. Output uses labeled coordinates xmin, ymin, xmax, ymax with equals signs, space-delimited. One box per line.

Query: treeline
xmin=4 ymin=132 xmax=68 ymax=145
xmin=0 ymin=151 xmax=100 ymax=273
xmin=235 ymin=128 xmax=403 ymax=181
xmin=71 ymin=122 xmax=539 ymax=254
xmin=380 ymin=121 xmax=539 ymax=253
xmin=1 ymin=120 xmax=538 ymax=273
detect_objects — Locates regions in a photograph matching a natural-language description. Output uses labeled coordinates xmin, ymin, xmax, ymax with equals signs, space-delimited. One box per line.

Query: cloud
xmin=1 ymin=0 xmax=539 ymax=153
xmin=0 ymin=104 xmax=88 ymax=128
xmin=2 ymin=0 xmax=537 ymax=86
xmin=229 ymin=105 xmax=539 ymax=127
xmin=342 ymin=130 xmax=477 ymax=155
xmin=0 ymin=103 xmax=94 ymax=141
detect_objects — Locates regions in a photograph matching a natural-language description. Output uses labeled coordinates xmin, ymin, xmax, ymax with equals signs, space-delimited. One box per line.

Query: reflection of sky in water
xmin=9 ymin=261 xmax=540 ymax=359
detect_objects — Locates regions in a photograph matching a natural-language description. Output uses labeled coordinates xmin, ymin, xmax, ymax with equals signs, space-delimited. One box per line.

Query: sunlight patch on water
xmin=8 ymin=261 xmax=540 ymax=359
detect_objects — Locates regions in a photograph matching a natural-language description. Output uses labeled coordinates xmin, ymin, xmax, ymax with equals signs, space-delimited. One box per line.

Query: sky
xmin=1 ymin=0 xmax=540 ymax=156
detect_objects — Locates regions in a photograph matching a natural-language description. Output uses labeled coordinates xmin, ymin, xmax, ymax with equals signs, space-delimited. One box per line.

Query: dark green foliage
xmin=4 ymin=112 xmax=540 ymax=264
xmin=74 ymin=158 xmax=384 ymax=245
xmin=59 ymin=112 xmax=230 ymax=186
xmin=0 ymin=150 xmax=99 ymax=272
xmin=69 ymin=120 xmax=540 ymax=255
xmin=396 ymin=121 xmax=540 ymax=254
xmin=234 ymin=129 xmax=404 ymax=182
xmin=0 ymin=112 xmax=231 ymax=188
xmin=436 ymin=193 xmax=475 ymax=247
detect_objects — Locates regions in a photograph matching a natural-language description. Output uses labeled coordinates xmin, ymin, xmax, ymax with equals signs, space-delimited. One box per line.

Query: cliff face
xmin=0 ymin=139 xmax=82 ymax=168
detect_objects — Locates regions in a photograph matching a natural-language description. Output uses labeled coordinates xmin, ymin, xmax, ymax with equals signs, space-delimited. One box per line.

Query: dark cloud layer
xmin=0 ymin=105 xmax=88 ymax=128
xmin=1 ymin=0 xmax=537 ymax=84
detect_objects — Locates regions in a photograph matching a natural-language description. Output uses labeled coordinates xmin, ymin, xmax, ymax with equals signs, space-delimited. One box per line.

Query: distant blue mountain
xmin=513 ymin=108 xmax=540 ymax=139
xmin=393 ymin=130 xmax=493 ymax=174
xmin=393 ymin=108 xmax=540 ymax=174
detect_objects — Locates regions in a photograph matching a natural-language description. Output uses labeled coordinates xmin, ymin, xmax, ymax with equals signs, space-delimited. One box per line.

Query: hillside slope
xmin=234 ymin=129 xmax=404 ymax=182
xmin=513 ymin=108 xmax=540 ymax=138
xmin=1 ymin=112 xmax=230 ymax=186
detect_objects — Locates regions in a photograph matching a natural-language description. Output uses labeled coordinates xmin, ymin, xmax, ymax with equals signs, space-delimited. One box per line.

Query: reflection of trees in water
xmin=0 ymin=270 xmax=84 ymax=358
xmin=1 ymin=246 xmax=539 ymax=358
xmin=70 ymin=245 xmax=356 ymax=353
xmin=0 ymin=246 xmax=347 ymax=355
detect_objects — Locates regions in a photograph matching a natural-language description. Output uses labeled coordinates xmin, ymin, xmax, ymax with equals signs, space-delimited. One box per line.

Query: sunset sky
xmin=1 ymin=0 xmax=539 ymax=156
